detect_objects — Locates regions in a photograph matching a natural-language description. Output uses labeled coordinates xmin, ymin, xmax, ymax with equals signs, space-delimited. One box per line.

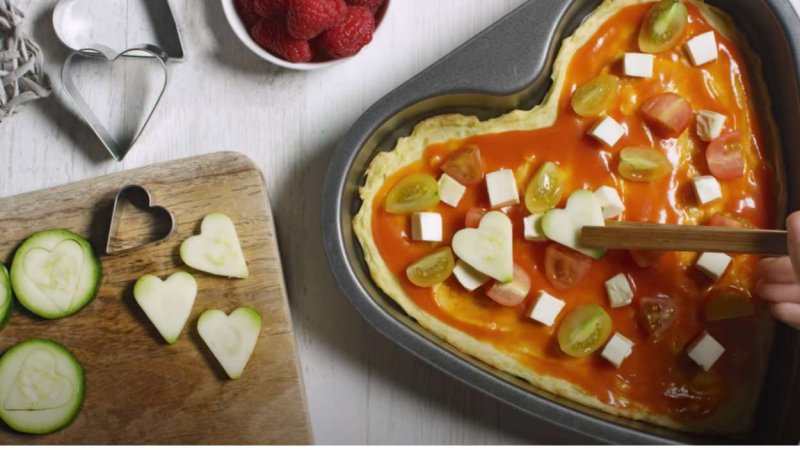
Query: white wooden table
xmin=2 ymin=0 xmax=798 ymax=444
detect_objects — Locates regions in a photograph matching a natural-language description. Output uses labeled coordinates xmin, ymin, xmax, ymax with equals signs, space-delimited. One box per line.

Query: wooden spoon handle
xmin=580 ymin=222 xmax=788 ymax=255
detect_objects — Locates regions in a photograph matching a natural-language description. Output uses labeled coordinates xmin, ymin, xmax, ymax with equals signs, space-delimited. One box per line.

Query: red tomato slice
xmin=629 ymin=249 xmax=664 ymax=268
xmin=486 ymin=264 xmax=531 ymax=307
xmin=709 ymin=212 xmax=751 ymax=228
xmin=545 ymin=243 xmax=593 ymax=291
xmin=465 ymin=207 xmax=487 ymax=228
xmin=440 ymin=146 xmax=484 ymax=185
xmin=641 ymin=93 xmax=692 ymax=138
xmin=706 ymin=131 xmax=744 ymax=180
xmin=638 ymin=296 xmax=677 ymax=338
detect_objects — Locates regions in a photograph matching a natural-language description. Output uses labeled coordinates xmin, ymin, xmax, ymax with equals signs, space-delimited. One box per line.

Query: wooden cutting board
xmin=0 ymin=152 xmax=312 ymax=444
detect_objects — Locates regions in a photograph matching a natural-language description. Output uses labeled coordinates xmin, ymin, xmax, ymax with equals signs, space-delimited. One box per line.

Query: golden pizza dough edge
xmin=353 ymin=0 xmax=783 ymax=436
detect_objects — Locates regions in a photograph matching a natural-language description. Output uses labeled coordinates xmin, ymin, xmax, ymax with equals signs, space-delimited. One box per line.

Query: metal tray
xmin=321 ymin=0 xmax=800 ymax=444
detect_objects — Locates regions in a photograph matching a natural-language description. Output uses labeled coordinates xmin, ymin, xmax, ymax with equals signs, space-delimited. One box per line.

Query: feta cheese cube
xmin=523 ymin=214 xmax=546 ymax=241
xmin=624 ymin=53 xmax=654 ymax=78
xmin=605 ymin=273 xmax=634 ymax=308
xmin=687 ymin=331 xmax=725 ymax=371
xmin=411 ymin=212 xmax=442 ymax=242
xmin=696 ymin=110 xmax=727 ymax=142
xmin=589 ymin=116 xmax=626 ymax=147
xmin=601 ymin=333 xmax=634 ymax=368
xmin=594 ymin=186 xmax=625 ymax=219
xmin=485 ymin=169 xmax=520 ymax=208
xmin=686 ymin=31 xmax=718 ymax=66
xmin=453 ymin=260 xmax=490 ymax=292
xmin=438 ymin=174 xmax=467 ymax=207
xmin=696 ymin=252 xmax=732 ymax=281
xmin=527 ymin=291 xmax=566 ymax=326
xmin=692 ymin=176 xmax=722 ymax=205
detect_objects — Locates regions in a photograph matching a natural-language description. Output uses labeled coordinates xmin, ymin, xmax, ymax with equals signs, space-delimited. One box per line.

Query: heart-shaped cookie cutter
xmin=61 ymin=44 xmax=169 ymax=161
xmin=106 ymin=184 xmax=176 ymax=255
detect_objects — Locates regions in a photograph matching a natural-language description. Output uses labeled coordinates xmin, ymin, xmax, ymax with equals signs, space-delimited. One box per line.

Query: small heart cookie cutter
xmin=106 ymin=185 xmax=176 ymax=255
xmin=61 ymin=44 xmax=169 ymax=161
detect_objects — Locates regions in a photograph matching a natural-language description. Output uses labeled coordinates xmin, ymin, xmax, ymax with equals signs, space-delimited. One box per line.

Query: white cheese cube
xmin=692 ymin=176 xmax=722 ymax=205
xmin=485 ymin=169 xmax=520 ymax=208
xmin=605 ymin=273 xmax=634 ymax=308
xmin=589 ymin=116 xmax=626 ymax=147
xmin=624 ymin=53 xmax=654 ymax=78
xmin=686 ymin=31 xmax=718 ymax=66
xmin=438 ymin=174 xmax=467 ymax=208
xmin=528 ymin=291 xmax=566 ymax=326
xmin=695 ymin=252 xmax=732 ymax=281
xmin=594 ymin=186 xmax=625 ymax=219
xmin=453 ymin=260 xmax=490 ymax=292
xmin=687 ymin=331 xmax=725 ymax=371
xmin=601 ymin=333 xmax=634 ymax=368
xmin=411 ymin=212 xmax=442 ymax=242
xmin=696 ymin=110 xmax=727 ymax=142
xmin=523 ymin=214 xmax=547 ymax=241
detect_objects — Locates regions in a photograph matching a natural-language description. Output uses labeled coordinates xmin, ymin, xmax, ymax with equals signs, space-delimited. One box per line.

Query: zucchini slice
xmin=10 ymin=230 xmax=101 ymax=319
xmin=0 ymin=265 xmax=12 ymax=329
xmin=198 ymin=307 xmax=261 ymax=379
xmin=180 ymin=213 xmax=249 ymax=279
xmin=133 ymin=272 xmax=197 ymax=344
xmin=0 ymin=339 xmax=84 ymax=434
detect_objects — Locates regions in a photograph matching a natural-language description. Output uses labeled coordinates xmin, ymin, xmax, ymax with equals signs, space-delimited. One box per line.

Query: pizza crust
xmin=353 ymin=0 xmax=785 ymax=435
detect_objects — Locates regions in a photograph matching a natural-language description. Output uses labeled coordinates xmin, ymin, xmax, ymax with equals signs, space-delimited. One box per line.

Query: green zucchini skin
xmin=0 ymin=338 xmax=85 ymax=435
xmin=0 ymin=265 xmax=12 ymax=330
xmin=10 ymin=230 xmax=101 ymax=320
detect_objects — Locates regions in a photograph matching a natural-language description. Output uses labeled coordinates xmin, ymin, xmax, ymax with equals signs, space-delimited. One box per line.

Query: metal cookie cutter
xmin=106 ymin=185 xmax=176 ymax=255
xmin=52 ymin=0 xmax=186 ymax=61
xmin=61 ymin=44 xmax=169 ymax=161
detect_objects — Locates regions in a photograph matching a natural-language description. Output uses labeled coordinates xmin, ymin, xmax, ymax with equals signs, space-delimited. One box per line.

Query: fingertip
xmin=787 ymin=212 xmax=800 ymax=246
xmin=770 ymin=302 xmax=800 ymax=330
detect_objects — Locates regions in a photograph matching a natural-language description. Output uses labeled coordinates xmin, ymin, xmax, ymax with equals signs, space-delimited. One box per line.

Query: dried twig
xmin=0 ymin=0 xmax=51 ymax=122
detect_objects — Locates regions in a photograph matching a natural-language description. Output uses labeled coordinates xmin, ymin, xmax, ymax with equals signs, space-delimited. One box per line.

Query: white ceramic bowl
xmin=221 ymin=0 xmax=391 ymax=71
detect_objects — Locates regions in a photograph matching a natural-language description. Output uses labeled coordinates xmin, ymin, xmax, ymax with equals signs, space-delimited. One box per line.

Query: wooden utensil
xmin=0 ymin=152 xmax=312 ymax=444
xmin=581 ymin=221 xmax=788 ymax=255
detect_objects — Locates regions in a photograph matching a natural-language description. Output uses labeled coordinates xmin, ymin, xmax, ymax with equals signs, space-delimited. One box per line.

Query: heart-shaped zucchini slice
xmin=452 ymin=211 xmax=514 ymax=283
xmin=133 ymin=272 xmax=198 ymax=344
xmin=180 ymin=213 xmax=249 ymax=279
xmin=542 ymin=190 xmax=606 ymax=259
xmin=197 ymin=307 xmax=262 ymax=380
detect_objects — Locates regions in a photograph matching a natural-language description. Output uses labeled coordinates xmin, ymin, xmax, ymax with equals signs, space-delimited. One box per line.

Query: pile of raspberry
xmin=236 ymin=0 xmax=386 ymax=63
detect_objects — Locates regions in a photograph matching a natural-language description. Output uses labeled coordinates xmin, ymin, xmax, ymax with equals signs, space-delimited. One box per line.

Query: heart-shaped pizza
xmin=353 ymin=0 xmax=785 ymax=436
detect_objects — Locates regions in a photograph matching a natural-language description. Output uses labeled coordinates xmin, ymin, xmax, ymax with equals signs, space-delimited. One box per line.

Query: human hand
xmin=756 ymin=211 xmax=800 ymax=330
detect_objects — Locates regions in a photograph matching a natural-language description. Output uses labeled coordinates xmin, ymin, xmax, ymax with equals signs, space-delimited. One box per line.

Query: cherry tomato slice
xmin=618 ymin=147 xmax=673 ymax=182
xmin=709 ymin=212 xmax=752 ymax=229
xmin=545 ymin=243 xmax=593 ymax=291
xmin=706 ymin=131 xmax=745 ymax=180
xmin=385 ymin=173 xmax=440 ymax=214
xmin=704 ymin=289 xmax=755 ymax=322
xmin=525 ymin=162 xmax=563 ymax=214
xmin=406 ymin=247 xmax=455 ymax=288
xmin=641 ymin=93 xmax=692 ymax=137
xmin=465 ymin=207 xmax=487 ymax=228
xmin=638 ymin=296 xmax=677 ymax=338
xmin=629 ymin=249 xmax=665 ymax=268
xmin=558 ymin=304 xmax=613 ymax=357
xmin=638 ymin=0 xmax=689 ymax=54
xmin=440 ymin=146 xmax=484 ymax=185
xmin=571 ymin=75 xmax=620 ymax=118
xmin=486 ymin=264 xmax=531 ymax=307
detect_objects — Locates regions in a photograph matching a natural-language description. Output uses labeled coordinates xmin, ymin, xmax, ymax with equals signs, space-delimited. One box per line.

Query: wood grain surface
xmin=0 ymin=152 xmax=311 ymax=444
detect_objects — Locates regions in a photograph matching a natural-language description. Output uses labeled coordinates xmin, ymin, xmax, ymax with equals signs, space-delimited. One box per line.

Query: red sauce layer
xmin=371 ymin=3 xmax=776 ymax=421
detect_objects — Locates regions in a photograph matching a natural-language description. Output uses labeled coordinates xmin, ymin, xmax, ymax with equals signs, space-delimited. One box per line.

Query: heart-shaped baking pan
xmin=106 ymin=185 xmax=176 ymax=255
xmin=61 ymin=44 xmax=169 ymax=162
xmin=322 ymin=0 xmax=800 ymax=444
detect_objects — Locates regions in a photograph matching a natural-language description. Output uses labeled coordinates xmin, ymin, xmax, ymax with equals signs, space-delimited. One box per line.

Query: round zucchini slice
xmin=0 ymin=339 xmax=84 ymax=434
xmin=10 ymin=230 xmax=101 ymax=319
xmin=0 ymin=265 xmax=12 ymax=329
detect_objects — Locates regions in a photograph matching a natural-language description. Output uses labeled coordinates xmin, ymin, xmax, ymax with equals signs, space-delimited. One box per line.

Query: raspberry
xmin=345 ymin=0 xmax=385 ymax=13
xmin=251 ymin=18 xmax=313 ymax=63
xmin=321 ymin=6 xmax=374 ymax=58
xmin=236 ymin=0 xmax=262 ymax=27
xmin=287 ymin=0 xmax=348 ymax=40
xmin=253 ymin=0 xmax=289 ymax=20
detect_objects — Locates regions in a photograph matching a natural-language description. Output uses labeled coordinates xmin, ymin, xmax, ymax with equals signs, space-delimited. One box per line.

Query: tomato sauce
xmin=370 ymin=3 xmax=777 ymax=421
